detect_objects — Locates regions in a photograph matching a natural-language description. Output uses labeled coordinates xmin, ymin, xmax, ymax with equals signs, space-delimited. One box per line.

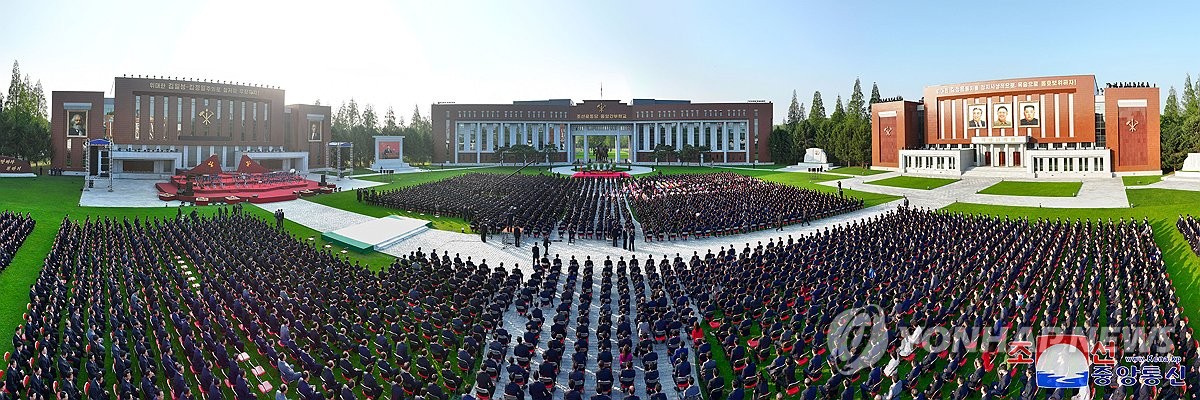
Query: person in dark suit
xmin=967 ymin=107 xmax=986 ymax=128
xmin=1019 ymin=104 xmax=1039 ymax=126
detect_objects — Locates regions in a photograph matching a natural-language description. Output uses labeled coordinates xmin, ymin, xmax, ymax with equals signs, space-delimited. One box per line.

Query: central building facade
xmin=431 ymin=99 xmax=773 ymax=165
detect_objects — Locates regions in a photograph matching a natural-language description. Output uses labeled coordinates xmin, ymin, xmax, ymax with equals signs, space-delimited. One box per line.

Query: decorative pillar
xmin=614 ymin=134 xmax=621 ymax=164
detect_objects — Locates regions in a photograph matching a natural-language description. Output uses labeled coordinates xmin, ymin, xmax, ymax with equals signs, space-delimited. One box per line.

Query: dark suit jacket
xmin=968 ymin=120 xmax=986 ymax=128
xmin=1019 ymin=118 xmax=1039 ymax=126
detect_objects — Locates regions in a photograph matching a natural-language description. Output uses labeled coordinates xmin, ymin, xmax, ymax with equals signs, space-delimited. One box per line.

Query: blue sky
xmin=1 ymin=0 xmax=1195 ymax=123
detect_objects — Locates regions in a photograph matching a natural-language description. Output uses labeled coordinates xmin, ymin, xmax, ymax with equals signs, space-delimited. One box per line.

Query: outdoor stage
xmin=154 ymin=174 xmax=333 ymax=204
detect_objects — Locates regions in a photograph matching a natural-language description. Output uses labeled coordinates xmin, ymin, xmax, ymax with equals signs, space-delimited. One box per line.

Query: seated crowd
xmin=559 ymin=178 xmax=634 ymax=241
xmin=626 ymin=172 xmax=862 ymax=241
xmin=0 ymin=211 xmax=34 ymax=272
xmin=4 ymin=207 xmax=1196 ymax=399
xmin=1179 ymin=215 xmax=1200 ymax=256
xmin=360 ymin=173 xmax=578 ymax=239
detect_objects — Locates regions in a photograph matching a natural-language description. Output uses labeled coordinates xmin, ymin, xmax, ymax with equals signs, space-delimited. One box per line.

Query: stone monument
xmin=1178 ymin=153 xmax=1200 ymax=179
xmin=794 ymin=148 xmax=835 ymax=171
xmin=370 ymin=136 xmax=416 ymax=172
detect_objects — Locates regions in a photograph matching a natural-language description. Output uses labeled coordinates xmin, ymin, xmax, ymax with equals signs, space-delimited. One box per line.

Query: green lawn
xmin=866 ymin=175 xmax=960 ymax=190
xmin=1124 ymin=174 xmax=1164 ymax=186
xmin=977 ymin=180 xmax=1082 ymax=197
xmin=828 ymin=166 xmax=887 ymax=176
xmin=942 ymin=188 xmax=1200 ymax=334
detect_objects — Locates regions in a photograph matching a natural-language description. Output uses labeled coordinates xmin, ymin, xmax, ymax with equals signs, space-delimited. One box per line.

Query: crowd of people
xmin=0 ymin=211 xmax=34 ymax=272
xmin=4 ymin=206 xmax=1194 ymax=399
xmin=360 ymin=173 xmax=579 ymax=240
xmin=626 ymin=172 xmax=862 ymax=241
xmin=1179 ymin=215 xmax=1200 ymax=256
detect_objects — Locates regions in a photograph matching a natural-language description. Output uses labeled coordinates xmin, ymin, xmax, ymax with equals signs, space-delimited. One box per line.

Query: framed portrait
xmin=965 ymin=105 xmax=987 ymax=130
xmin=1017 ymin=101 xmax=1040 ymax=127
xmin=991 ymin=103 xmax=1014 ymax=129
xmin=67 ymin=111 xmax=88 ymax=137
xmin=378 ymin=141 xmax=401 ymax=159
xmin=308 ymin=121 xmax=322 ymax=142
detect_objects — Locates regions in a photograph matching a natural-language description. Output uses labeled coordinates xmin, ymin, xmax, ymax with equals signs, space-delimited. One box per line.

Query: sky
xmin=1 ymin=0 xmax=1197 ymax=124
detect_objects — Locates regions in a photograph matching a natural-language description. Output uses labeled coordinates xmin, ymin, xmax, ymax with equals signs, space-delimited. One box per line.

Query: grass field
xmin=977 ymin=180 xmax=1082 ymax=197
xmin=866 ymin=175 xmax=960 ymax=190
xmin=1124 ymin=175 xmax=1164 ymax=186
xmin=943 ymin=188 xmax=1200 ymax=334
xmin=828 ymin=166 xmax=887 ymax=176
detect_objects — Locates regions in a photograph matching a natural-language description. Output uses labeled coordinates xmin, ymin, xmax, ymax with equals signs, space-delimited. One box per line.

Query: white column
xmin=614 ymin=134 xmax=621 ymax=164
xmin=476 ymin=123 xmax=482 ymax=161
xmin=722 ymin=122 xmax=729 ymax=163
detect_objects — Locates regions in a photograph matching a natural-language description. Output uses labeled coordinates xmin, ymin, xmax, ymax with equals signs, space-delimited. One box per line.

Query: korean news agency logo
xmin=826 ymin=305 xmax=888 ymax=375
xmin=1008 ymin=333 xmax=1186 ymax=390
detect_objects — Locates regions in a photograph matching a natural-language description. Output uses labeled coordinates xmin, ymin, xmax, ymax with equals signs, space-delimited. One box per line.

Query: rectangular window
xmin=161 ymin=96 xmax=168 ymax=140
xmin=252 ymin=102 xmax=258 ymax=141
xmin=228 ymin=100 xmax=234 ymax=136
xmin=216 ymin=99 xmax=222 ymax=137
xmin=135 ymin=95 xmax=141 ymax=140
xmin=190 ymin=98 xmax=197 ymax=135
xmin=263 ymin=102 xmax=269 ymax=142
xmin=240 ymin=101 xmax=246 ymax=141
xmin=149 ymin=96 xmax=156 ymax=140
xmin=177 ymin=98 xmax=182 ymax=133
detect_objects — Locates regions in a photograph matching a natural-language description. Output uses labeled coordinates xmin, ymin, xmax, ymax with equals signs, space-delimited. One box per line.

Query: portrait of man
xmin=309 ymin=121 xmax=322 ymax=141
xmin=67 ymin=111 xmax=87 ymax=137
xmin=966 ymin=105 xmax=986 ymax=129
xmin=1018 ymin=102 xmax=1040 ymax=127
xmin=992 ymin=104 xmax=1013 ymax=128
xmin=379 ymin=142 xmax=400 ymax=159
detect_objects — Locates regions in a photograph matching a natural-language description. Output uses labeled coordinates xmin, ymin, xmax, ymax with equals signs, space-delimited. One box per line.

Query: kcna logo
xmin=1008 ymin=334 xmax=1115 ymax=389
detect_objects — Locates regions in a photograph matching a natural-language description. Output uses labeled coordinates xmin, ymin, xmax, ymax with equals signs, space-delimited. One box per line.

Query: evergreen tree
xmin=870 ymin=82 xmax=882 ymax=104
xmin=1165 ymin=87 xmax=1181 ymax=121
xmin=384 ymin=106 xmax=399 ymax=132
xmin=1183 ymin=75 xmax=1198 ymax=117
xmin=0 ymin=60 xmax=51 ymax=162
xmin=787 ymin=90 xmax=802 ymax=125
xmin=848 ymin=78 xmax=867 ymax=120
xmin=809 ymin=91 xmax=826 ymax=120
xmin=361 ymin=104 xmax=379 ymax=131
xmin=796 ymin=102 xmax=806 ymax=122
xmin=831 ymin=95 xmax=846 ymax=121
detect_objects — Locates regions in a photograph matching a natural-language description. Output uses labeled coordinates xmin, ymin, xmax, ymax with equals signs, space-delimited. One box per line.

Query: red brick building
xmin=431 ymin=99 xmax=773 ymax=165
xmin=52 ymin=77 xmax=329 ymax=176
xmin=871 ymin=75 xmax=1160 ymax=177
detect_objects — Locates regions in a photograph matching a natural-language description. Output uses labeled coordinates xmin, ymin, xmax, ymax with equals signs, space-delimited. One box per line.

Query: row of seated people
xmin=0 ymin=211 xmax=34 ymax=273
xmin=678 ymin=208 xmax=1196 ymax=399
xmin=4 ymin=206 xmax=1198 ymax=399
xmin=2 ymin=211 xmax=512 ymax=400
xmin=1178 ymin=215 xmax=1200 ymax=256
xmin=559 ymin=178 xmax=634 ymax=240
xmin=626 ymin=172 xmax=862 ymax=241
xmin=186 ymin=171 xmax=304 ymax=189
xmin=361 ymin=173 xmax=576 ymax=239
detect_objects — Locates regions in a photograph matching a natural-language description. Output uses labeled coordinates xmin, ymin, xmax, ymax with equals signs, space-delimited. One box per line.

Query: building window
xmin=252 ymin=102 xmax=258 ymax=141
xmin=177 ymin=98 xmax=183 ymax=133
xmin=240 ymin=101 xmax=246 ymax=141
xmin=134 ymin=95 xmax=142 ymax=140
xmin=190 ymin=98 xmax=196 ymax=136
xmin=161 ymin=96 xmax=168 ymax=140
xmin=149 ymin=96 xmax=156 ymax=140
xmin=216 ymin=99 xmax=222 ymax=137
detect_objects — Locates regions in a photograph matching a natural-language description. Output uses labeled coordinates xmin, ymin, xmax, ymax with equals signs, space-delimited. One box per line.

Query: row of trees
xmin=0 ymin=61 xmax=51 ymax=163
xmin=770 ymin=79 xmax=878 ymax=167
xmin=330 ymin=100 xmax=433 ymax=168
xmin=1161 ymin=75 xmax=1200 ymax=171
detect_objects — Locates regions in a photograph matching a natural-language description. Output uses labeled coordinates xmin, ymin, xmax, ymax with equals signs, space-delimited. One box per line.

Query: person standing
xmin=480 ymin=223 xmax=488 ymax=243
xmin=514 ymin=226 xmax=522 ymax=247
xmin=543 ymin=235 xmax=550 ymax=251
xmin=532 ymin=243 xmax=540 ymax=265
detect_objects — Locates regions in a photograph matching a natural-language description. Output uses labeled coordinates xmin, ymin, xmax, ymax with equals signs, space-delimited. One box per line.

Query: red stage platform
xmin=155 ymin=174 xmax=334 ymax=204
xmin=572 ymin=171 xmax=631 ymax=178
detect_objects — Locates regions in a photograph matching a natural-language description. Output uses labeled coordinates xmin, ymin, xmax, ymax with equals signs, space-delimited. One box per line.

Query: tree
xmin=0 ymin=60 xmax=51 ymax=163
xmin=361 ymin=104 xmax=379 ymax=131
xmin=809 ymin=91 xmax=826 ymax=120
xmin=768 ymin=125 xmax=796 ymax=164
xmin=540 ymin=143 xmax=559 ymax=164
xmin=848 ymin=78 xmax=867 ymax=120
xmin=796 ymin=102 xmax=806 ymax=122
xmin=1184 ymin=75 xmax=1198 ymax=117
xmin=1165 ymin=87 xmax=1181 ymax=121
xmin=383 ymin=106 xmax=400 ymax=132
xmin=404 ymin=104 xmax=432 ymax=164
xmin=651 ymin=144 xmax=675 ymax=165
xmin=787 ymin=90 xmax=802 ymax=125
xmin=869 ymin=82 xmax=881 ymax=105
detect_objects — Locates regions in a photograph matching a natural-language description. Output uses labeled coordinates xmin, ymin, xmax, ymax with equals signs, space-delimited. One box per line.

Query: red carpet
xmin=572 ymin=171 xmax=631 ymax=178
xmin=156 ymin=174 xmax=333 ymax=204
